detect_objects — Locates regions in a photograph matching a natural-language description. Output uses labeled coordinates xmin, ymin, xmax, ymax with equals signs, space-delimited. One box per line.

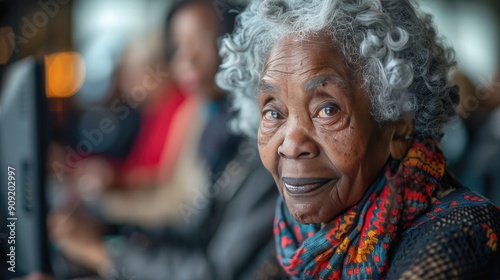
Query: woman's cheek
xmin=257 ymin=125 xmax=273 ymax=147
xmin=257 ymin=127 xmax=276 ymax=170
xmin=320 ymin=127 xmax=364 ymax=175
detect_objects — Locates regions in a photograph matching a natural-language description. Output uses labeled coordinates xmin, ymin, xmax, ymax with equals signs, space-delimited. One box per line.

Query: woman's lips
xmin=282 ymin=177 xmax=335 ymax=195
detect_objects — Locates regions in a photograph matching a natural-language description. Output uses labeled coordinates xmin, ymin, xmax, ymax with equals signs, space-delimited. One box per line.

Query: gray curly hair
xmin=216 ymin=0 xmax=459 ymax=140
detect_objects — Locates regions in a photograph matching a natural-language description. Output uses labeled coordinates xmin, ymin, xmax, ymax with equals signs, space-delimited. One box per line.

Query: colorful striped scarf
xmin=275 ymin=140 xmax=446 ymax=279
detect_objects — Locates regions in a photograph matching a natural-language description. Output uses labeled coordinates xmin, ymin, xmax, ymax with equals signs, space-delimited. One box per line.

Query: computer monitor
xmin=0 ymin=57 xmax=51 ymax=278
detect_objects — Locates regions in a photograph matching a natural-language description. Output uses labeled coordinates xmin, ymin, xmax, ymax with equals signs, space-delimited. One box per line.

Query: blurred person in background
xmin=67 ymin=31 xmax=184 ymax=200
xmin=48 ymin=1 xmax=283 ymax=279
xmin=44 ymin=28 xmax=190 ymax=279
xmin=456 ymin=71 xmax=500 ymax=205
xmin=439 ymin=73 xmax=479 ymax=180
xmin=441 ymin=71 xmax=500 ymax=205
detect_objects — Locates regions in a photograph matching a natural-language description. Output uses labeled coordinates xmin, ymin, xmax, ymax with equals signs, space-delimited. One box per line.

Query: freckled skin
xmin=257 ymin=35 xmax=397 ymax=224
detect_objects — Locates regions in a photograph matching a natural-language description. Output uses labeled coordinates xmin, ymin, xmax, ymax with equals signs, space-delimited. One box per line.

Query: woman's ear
xmin=389 ymin=115 xmax=413 ymax=160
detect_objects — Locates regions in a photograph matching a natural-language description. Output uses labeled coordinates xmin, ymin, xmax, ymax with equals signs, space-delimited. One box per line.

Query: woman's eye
xmin=264 ymin=110 xmax=279 ymax=120
xmin=317 ymin=105 xmax=339 ymax=118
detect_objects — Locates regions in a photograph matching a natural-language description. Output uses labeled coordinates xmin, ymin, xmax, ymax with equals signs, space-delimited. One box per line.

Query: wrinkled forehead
xmin=262 ymin=34 xmax=352 ymax=85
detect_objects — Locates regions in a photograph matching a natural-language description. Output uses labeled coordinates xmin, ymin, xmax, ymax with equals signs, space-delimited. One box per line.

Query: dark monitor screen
xmin=0 ymin=57 xmax=51 ymax=278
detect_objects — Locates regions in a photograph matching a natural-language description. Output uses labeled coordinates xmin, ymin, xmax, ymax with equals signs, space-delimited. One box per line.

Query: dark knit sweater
xmin=388 ymin=186 xmax=500 ymax=279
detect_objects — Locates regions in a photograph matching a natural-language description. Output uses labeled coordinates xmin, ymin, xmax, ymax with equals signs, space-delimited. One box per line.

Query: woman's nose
xmin=277 ymin=119 xmax=319 ymax=159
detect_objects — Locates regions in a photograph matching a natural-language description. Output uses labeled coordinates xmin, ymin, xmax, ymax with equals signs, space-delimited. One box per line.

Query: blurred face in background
xmin=117 ymin=33 xmax=169 ymax=107
xmin=169 ymin=2 xmax=222 ymax=99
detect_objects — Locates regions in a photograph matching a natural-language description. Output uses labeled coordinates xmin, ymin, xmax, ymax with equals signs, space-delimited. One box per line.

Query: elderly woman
xmin=217 ymin=0 xmax=500 ymax=279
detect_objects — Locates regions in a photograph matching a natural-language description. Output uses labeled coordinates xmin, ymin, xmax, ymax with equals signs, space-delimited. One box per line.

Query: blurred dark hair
xmin=165 ymin=0 xmax=239 ymax=60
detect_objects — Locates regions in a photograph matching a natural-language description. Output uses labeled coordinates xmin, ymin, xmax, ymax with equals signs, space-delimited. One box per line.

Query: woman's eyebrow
xmin=258 ymin=79 xmax=280 ymax=94
xmin=304 ymin=74 xmax=347 ymax=92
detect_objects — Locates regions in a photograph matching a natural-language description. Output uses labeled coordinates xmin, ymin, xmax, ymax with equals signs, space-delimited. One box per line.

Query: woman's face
xmin=258 ymin=35 xmax=394 ymax=224
xmin=170 ymin=3 xmax=221 ymax=99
